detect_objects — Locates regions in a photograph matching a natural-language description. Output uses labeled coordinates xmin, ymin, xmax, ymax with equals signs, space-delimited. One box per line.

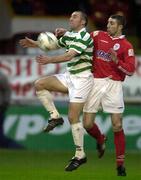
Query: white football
xmin=37 ymin=32 xmax=58 ymax=51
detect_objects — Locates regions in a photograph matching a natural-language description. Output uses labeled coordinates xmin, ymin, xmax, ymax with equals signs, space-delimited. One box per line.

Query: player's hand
xmin=109 ymin=48 xmax=118 ymax=64
xmin=55 ymin=28 xmax=67 ymax=37
xmin=19 ymin=37 xmax=38 ymax=48
xmin=36 ymin=55 xmax=51 ymax=65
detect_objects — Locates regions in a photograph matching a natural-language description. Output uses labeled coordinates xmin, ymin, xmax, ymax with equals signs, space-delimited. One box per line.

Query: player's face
xmin=107 ymin=18 xmax=122 ymax=37
xmin=69 ymin=12 xmax=85 ymax=31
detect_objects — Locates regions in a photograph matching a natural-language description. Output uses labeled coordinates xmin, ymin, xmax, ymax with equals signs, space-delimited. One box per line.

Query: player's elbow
xmin=65 ymin=49 xmax=78 ymax=61
xmin=128 ymin=65 xmax=136 ymax=76
xmin=65 ymin=55 xmax=73 ymax=61
xmin=65 ymin=53 xmax=75 ymax=61
xmin=118 ymin=65 xmax=135 ymax=76
xmin=127 ymin=71 xmax=134 ymax=76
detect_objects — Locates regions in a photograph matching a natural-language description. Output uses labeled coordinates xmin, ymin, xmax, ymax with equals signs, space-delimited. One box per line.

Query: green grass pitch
xmin=0 ymin=149 xmax=140 ymax=180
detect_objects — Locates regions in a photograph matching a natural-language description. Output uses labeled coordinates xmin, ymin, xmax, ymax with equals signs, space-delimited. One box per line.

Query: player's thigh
xmin=83 ymin=79 xmax=105 ymax=113
xmin=69 ymin=75 xmax=94 ymax=103
xmin=68 ymin=102 xmax=84 ymax=124
xmin=35 ymin=75 xmax=68 ymax=93
xmin=111 ymin=113 xmax=123 ymax=132
xmin=102 ymin=80 xmax=124 ymax=113
xmin=83 ymin=112 xmax=96 ymax=129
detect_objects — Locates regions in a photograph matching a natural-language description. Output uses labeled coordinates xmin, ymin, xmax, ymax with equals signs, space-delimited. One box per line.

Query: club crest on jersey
xmin=113 ymin=43 xmax=120 ymax=51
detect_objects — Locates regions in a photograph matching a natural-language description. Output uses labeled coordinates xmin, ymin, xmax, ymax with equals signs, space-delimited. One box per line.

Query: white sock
xmin=71 ymin=122 xmax=85 ymax=159
xmin=36 ymin=90 xmax=60 ymax=119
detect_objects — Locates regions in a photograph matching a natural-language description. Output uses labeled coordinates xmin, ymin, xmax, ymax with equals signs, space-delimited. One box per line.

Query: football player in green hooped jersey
xmin=19 ymin=11 xmax=94 ymax=171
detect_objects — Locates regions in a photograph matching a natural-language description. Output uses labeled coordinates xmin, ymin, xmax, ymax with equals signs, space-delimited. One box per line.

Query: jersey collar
xmin=109 ymin=34 xmax=125 ymax=40
xmin=72 ymin=27 xmax=86 ymax=34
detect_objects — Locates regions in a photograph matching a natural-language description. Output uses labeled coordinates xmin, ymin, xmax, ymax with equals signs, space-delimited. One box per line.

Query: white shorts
xmin=55 ymin=72 xmax=94 ymax=103
xmin=83 ymin=78 xmax=124 ymax=113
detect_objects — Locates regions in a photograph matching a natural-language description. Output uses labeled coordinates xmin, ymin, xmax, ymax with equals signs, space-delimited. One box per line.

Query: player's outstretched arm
xmin=36 ymin=49 xmax=78 ymax=65
xmin=19 ymin=37 xmax=38 ymax=48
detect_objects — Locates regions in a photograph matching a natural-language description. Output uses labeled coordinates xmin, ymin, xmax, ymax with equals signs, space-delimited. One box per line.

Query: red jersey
xmin=91 ymin=31 xmax=136 ymax=81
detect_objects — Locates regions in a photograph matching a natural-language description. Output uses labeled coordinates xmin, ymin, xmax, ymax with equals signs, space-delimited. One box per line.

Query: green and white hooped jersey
xmin=58 ymin=28 xmax=93 ymax=76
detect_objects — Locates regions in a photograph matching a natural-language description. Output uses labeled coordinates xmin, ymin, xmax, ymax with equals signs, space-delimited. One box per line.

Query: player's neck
xmin=112 ymin=32 xmax=122 ymax=38
xmin=72 ymin=26 xmax=85 ymax=32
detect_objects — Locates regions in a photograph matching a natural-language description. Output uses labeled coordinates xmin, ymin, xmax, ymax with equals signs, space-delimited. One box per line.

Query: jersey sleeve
xmin=116 ymin=43 xmax=136 ymax=76
xmin=91 ymin=31 xmax=100 ymax=37
xmin=58 ymin=31 xmax=70 ymax=48
xmin=58 ymin=36 xmax=66 ymax=48
xmin=69 ymin=33 xmax=93 ymax=54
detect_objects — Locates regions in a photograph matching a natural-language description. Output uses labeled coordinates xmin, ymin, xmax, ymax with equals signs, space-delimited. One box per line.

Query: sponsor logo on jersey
xmin=113 ymin=43 xmax=120 ymax=51
xmin=117 ymin=106 xmax=124 ymax=109
xmin=96 ymin=50 xmax=112 ymax=62
xmin=74 ymin=97 xmax=83 ymax=99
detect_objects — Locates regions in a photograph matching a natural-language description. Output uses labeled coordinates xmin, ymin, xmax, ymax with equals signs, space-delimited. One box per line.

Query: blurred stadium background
xmin=0 ymin=0 xmax=141 ymax=179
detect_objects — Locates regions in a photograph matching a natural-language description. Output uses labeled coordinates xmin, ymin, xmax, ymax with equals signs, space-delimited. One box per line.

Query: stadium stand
xmin=0 ymin=0 xmax=141 ymax=54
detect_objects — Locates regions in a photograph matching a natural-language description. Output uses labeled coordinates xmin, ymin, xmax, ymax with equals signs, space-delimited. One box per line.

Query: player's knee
xmin=34 ymin=79 xmax=45 ymax=91
xmin=83 ymin=119 xmax=93 ymax=130
xmin=113 ymin=123 xmax=122 ymax=132
xmin=68 ymin=114 xmax=79 ymax=124
xmin=68 ymin=115 xmax=74 ymax=124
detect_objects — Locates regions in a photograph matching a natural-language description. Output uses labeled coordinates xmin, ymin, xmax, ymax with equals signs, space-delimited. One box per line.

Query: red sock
xmin=114 ymin=129 xmax=125 ymax=167
xmin=86 ymin=123 xmax=104 ymax=144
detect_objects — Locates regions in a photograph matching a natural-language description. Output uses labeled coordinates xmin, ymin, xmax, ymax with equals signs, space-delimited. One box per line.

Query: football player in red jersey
xmin=53 ymin=14 xmax=136 ymax=175
xmin=83 ymin=14 xmax=136 ymax=176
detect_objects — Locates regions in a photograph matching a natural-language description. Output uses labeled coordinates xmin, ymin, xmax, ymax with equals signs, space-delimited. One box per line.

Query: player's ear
xmin=81 ymin=19 xmax=86 ymax=26
xmin=119 ymin=24 xmax=123 ymax=32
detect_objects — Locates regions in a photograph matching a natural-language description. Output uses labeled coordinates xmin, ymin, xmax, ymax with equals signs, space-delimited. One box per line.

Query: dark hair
xmin=76 ymin=11 xmax=88 ymax=26
xmin=110 ymin=14 xmax=126 ymax=28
